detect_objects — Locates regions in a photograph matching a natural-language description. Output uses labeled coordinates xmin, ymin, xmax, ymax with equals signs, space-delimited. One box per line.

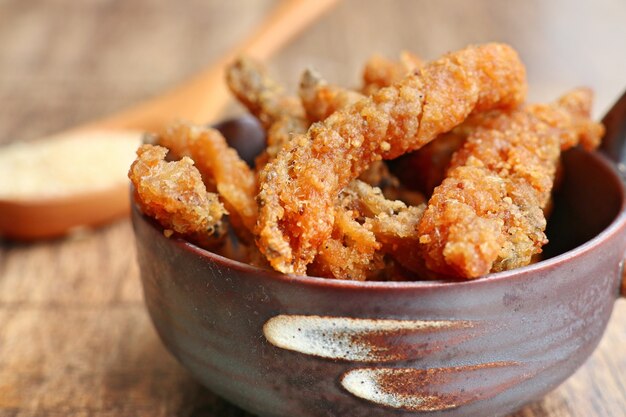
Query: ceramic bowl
xmin=132 ymin=117 xmax=626 ymax=417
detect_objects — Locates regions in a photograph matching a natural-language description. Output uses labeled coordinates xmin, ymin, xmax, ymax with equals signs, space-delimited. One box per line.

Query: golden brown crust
xmin=133 ymin=45 xmax=604 ymax=282
xmin=128 ymin=144 xmax=226 ymax=245
xmin=340 ymin=180 xmax=427 ymax=275
xmin=225 ymin=57 xmax=303 ymax=129
xmin=417 ymin=89 xmax=604 ymax=278
xmin=226 ymin=57 xmax=384 ymax=278
xmin=156 ymin=123 xmax=258 ymax=237
xmin=225 ymin=57 xmax=308 ymax=169
xmin=298 ymin=68 xmax=426 ymax=204
xmin=362 ymin=51 xmax=423 ymax=95
xmin=256 ymin=43 xmax=527 ymax=274
xmin=309 ymin=204 xmax=383 ymax=281
xmin=299 ymin=68 xmax=364 ymax=123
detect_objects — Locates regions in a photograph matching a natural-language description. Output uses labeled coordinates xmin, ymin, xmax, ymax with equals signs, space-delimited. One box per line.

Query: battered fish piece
xmin=341 ymin=180 xmax=426 ymax=274
xmin=129 ymin=145 xmax=226 ymax=246
xmin=298 ymin=67 xmax=428 ymax=277
xmin=257 ymin=43 xmax=527 ymax=274
xmin=362 ymin=51 xmax=423 ymax=95
xmin=299 ymin=68 xmax=424 ymax=204
xmin=418 ymin=88 xmax=604 ymax=278
xmin=299 ymin=68 xmax=461 ymax=200
xmin=389 ymin=91 xmax=602 ymax=198
xmin=228 ymin=57 xmax=388 ymax=278
xmin=309 ymin=204 xmax=383 ymax=281
xmin=225 ymin=57 xmax=308 ymax=168
xmin=299 ymin=68 xmax=364 ymax=123
xmin=157 ymin=123 xmax=258 ymax=236
xmin=298 ymin=69 xmax=425 ymax=279
xmin=311 ymin=180 xmax=425 ymax=281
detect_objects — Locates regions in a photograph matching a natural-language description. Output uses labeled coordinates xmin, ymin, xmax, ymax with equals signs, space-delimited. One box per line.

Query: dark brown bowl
xmin=132 ymin=117 xmax=626 ymax=417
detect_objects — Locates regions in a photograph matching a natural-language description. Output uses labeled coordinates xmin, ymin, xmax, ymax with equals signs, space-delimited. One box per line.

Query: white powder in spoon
xmin=0 ymin=130 xmax=142 ymax=200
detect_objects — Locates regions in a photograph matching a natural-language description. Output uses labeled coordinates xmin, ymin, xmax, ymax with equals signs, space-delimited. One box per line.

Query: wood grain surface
xmin=1 ymin=1 xmax=626 ymax=416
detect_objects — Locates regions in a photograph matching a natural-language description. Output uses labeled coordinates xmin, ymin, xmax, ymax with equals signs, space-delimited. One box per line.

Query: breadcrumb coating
xmin=227 ymin=57 xmax=425 ymax=279
xmin=362 ymin=51 xmax=423 ymax=95
xmin=257 ymin=43 xmax=527 ymax=274
xmin=157 ymin=123 xmax=258 ymax=236
xmin=299 ymin=68 xmax=364 ymax=123
xmin=298 ymin=68 xmax=424 ymax=204
xmin=417 ymin=88 xmax=604 ymax=278
xmin=225 ymin=57 xmax=309 ymax=169
xmin=341 ymin=180 xmax=427 ymax=274
xmin=309 ymin=204 xmax=383 ymax=281
xmin=129 ymin=145 xmax=226 ymax=244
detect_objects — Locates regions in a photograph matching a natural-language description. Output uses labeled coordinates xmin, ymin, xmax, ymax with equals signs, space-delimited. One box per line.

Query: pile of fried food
xmin=129 ymin=43 xmax=604 ymax=281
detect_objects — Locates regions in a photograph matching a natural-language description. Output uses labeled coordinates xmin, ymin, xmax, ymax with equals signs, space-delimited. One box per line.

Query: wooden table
xmin=1 ymin=1 xmax=626 ymax=416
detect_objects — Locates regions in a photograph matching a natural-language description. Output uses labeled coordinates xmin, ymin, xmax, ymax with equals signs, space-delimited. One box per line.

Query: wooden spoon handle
xmin=81 ymin=0 xmax=339 ymax=133
xmin=622 ymin=258 xmax=626 ymax=297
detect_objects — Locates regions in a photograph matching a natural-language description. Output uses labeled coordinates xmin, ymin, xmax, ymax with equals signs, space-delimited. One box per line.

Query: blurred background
xmin=1 ymin=1 xmax=625 ymax=416
xmin=1 ymin=0 xmax=625 ymax=146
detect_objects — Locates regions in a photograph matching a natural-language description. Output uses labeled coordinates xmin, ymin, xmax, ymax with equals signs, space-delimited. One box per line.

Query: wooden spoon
xmin=0 ymin=0 xmax=339 ymax=240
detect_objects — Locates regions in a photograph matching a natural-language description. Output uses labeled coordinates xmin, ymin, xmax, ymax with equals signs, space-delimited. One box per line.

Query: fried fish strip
xmin=257 ymin=43 xmax=527 ymax=274
xmin=225 ymin=57 xmax=308 ymax=168
xmin=300 ymin=53 xmax=422 ymax=122
xmin=300 ymin=67 xmax=461 ymax=200
xmin=417 ymin=88 xmax=604 ymax=278
xmin=362 ymin=51 xmax=423 ymax=95
xmin=298 ymin=68 xmax=430 ymax=278
xmin=157 ymin=123 xmax=258 ymax=235
xmin=309 ymin=204 xmax=383 ymax=280
xmin=310 ymin=180 xmax=426 ymax=281
xmin=227 ymin=57 xmax=385 ymax=278
xmin=129 ymin=145 xmax=226 ymax=245
xmin=299 ymin=68 xmax=423 ymax=203
xmin=297 ymin=69 xmax=393 ymax=279
xmin=389 ymin=88 xmax=603 ymax=198
xmin=299 ymin=68 xmax=364 ymax=123
xmin=340 ymin=180 xmax=426 ymax=274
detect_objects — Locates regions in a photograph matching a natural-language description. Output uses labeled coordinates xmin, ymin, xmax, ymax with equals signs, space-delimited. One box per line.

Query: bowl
xmin=132 ymin=117 xmax=626 ymax=417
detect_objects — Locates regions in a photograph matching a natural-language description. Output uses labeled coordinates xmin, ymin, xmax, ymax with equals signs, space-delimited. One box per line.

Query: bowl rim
xmin=133 ymin=147 xmax=626 ymax=291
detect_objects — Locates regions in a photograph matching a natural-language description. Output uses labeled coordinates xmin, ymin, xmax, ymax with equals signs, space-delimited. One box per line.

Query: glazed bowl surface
xmin=132 ymin=117 xmax=626 ymax=417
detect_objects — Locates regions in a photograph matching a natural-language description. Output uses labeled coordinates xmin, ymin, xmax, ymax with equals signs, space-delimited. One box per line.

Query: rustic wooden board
xmin=1 ymin=1 xmax=625 ymax=416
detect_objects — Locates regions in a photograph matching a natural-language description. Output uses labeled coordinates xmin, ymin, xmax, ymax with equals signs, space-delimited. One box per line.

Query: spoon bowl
xmin=0 ymin=0 xmax=339 ymax=240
